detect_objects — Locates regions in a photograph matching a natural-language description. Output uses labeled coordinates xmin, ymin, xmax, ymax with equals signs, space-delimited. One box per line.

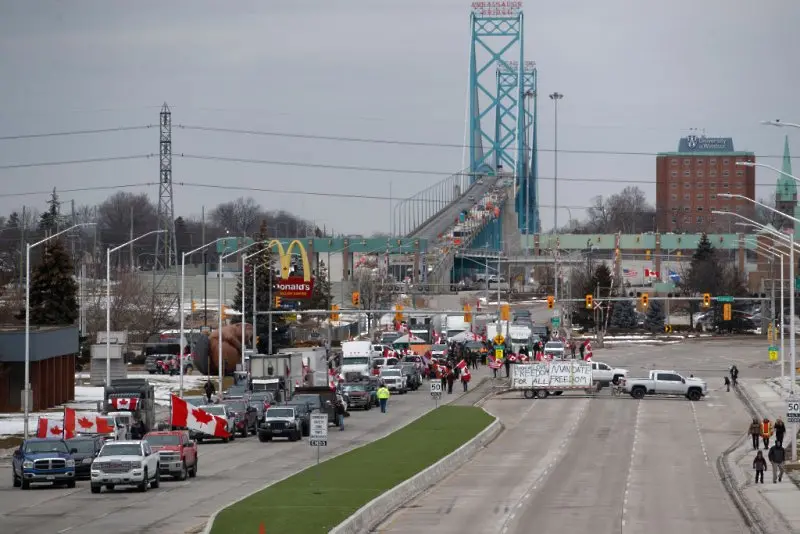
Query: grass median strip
xmin=210 ymin=405 xmax=494 ymax=534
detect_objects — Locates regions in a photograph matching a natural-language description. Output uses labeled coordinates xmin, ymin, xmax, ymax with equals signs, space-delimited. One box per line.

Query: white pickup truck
xmin=90 ymin=440 xmax=160 ymax=493
xmin=590 ymin=361 xmax=628 ymax=386
xmin=623 ymin=370 xmax=707 ymax=401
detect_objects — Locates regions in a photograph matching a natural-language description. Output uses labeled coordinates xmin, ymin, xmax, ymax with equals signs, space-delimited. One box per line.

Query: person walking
xmin=446 ymin=367 xmax=455 ymax=394
xmin=753 ymin=450 xmax=767 ymax=484
xmin=335 ymin=395 xmax=347 ymax=431
xmin=579 ymin=343 xmax=585 ymax=360
xmin=775 ymin=417 xmax=786 ymax=447
xmin=724 ymin=376 xmax=731 ymax=392
xmin=768 ymin=441 xmax=786 ymax=483
xmin=570 ymin=341 xmax=576 ymax=359
xmin=761 ymin=418 xmax=773 ymax=450
xmin=749 ymin=418 xmax=760 ymax=450
xmin=377 ymin=384 xmax=390 ymax=413
xmin=203 ymin=380 xmax=215 ymax=404
xmin=461 ymin=368 xmax=471 ymax=392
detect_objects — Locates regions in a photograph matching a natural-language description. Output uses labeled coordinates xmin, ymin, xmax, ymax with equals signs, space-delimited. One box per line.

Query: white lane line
xmin=621 ymin=399 xmax=641 ymax=532
xmin=57 ymin=528 xmax=73 ymax=533
xmin=690 ymin=400 xmax=710 ymax=466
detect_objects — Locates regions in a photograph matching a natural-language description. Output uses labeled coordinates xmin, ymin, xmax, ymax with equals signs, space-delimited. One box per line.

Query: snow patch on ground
xmin=0 ymin=374 xmax=209 ymax=438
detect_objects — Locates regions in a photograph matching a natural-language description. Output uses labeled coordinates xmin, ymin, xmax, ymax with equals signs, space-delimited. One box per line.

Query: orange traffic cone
xmin=259 ymin=523 xmax=265 ymax=534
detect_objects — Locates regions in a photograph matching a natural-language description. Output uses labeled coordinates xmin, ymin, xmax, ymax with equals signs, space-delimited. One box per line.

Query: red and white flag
xmin=110 ymin=397 xmax=139 ymax=411
xmin=170 ymin=395 xmax=231 ymax=439
xmin=65 ymin=408 xmax=114 ymax=436
xmin=36 ymin=417 xmax=65 ymax=438
xmin=462 ymin=369 xmax=472 ymax=382
xmin=583 ymin=340 xmax=593 ymax=361
xmin=456 ymin=359 xmax=467 ymax=370
xmin=508 ymin=354 xmax=518 ymax=363
xmin=488 ymin=357 xmax=502 ymax=370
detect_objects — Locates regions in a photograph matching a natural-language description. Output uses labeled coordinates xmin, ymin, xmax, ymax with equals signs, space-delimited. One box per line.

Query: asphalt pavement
xmin=0 ymin=371 xmax=486 ymax=534
xmin=409 ymin=177 xmax=498 ymax=240
xmin=378 ymin=337 xmax=771 ymax=534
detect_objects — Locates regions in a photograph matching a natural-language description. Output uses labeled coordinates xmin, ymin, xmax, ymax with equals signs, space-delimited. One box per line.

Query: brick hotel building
xmin=655 ymin=136 xmax=756 ymax=233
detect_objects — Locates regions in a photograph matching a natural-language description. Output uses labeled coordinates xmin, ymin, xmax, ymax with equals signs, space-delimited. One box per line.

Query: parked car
xmin=90 ymin=440 xmax=160 ymax=493
xmin=342 ymin=382 xmax=376 ymax=410
xmin=225 ymin=399 xmax=259 ymax=437
xmin=65 ymin=436 xmax=104 ymax=480
xmin=12 ymin=438 xmax=76 ymax=489
xmin=379 ymin=366 xmax=408 ymax=394
xmin=144 ymin=430 xmax=198 ymax=480
xmin=258 ymin=407 xmax=303 ymax=442
xmin=284 ymin=400 xmax=313 ymax=436
xmin=400 ymin=363 xmax=422 ymax=391
xmin=195 ymin=404 xmax=236 ymax=443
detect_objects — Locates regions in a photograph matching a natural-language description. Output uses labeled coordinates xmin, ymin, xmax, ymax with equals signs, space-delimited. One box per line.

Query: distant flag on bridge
xmin=668 ymin=269 xmax=681 ymax=283
xmin=622 ymin=268 xmax=638 ymax=277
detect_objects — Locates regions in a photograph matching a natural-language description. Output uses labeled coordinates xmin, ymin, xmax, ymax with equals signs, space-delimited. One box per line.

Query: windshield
xmin=345 ymin=384 xmax=367 ymax=392
xmin=343 ymin=357 xmax=369 ymax=365
xmin=381 ymin=369 xmax=401 ymax=377
xmin=99 ymin=443 xmax=142 ymax=457
xmin=446 ymin=329 xmax=465 ymax=338
xmin=545 ymin=342 xmax=564 ymax=350
xmin=410 ymin=331 xmax=430 ymax=342
xmin=431 ymin=344 xmax=447 ymax=352
xmin=386 ymin=358 xmax=399 ymax=366
xmin=145 ymin=434 xmax=181 ymax=446
xmin=287 ymin=403 xmax=309 ymax=413
xmin=293 ymin=394 xmax=320 ymax=405
xmin=25 ymin=440 xmax=69 ymax=454
xmin=66 ymin=439 xmax=96 ymax=454
xmin=511 ymin=337 xmax=529 ymax=343
xmin=380 ymin=333 xmax=400 ymax=344
xmin=266 ymin=408 xmax=294 ymax=418
xmin=145 ymin=344 xmax=180 ymax=356
xmin=226 ymin=401 xmax=247 ymax=411
xmin=202 ymin=405 xmax=226 ymax=416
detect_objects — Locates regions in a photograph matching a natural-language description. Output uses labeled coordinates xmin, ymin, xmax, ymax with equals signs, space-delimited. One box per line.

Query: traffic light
xmin=585 ymin=294 xmax=593 ymax=310
xmin=331 ymin=304 xmax=340 ymax=321
xmin=645 ymin=250 xmax=651 ymax=260
xmin=703 ymin=293 xmax=711 ymax=307
xmin=500 ymin=303 xmax=510 ymax=321
xmin=394 ymin=304 xmax=404 ymax=323
xmin=641 ymin=293 xmax=649 ymax=307
xmin=547 ymin=296 xmax=554 ymax=310
xmin=723 ymin=303 xmax=732 ymax=321
xmin=220 ymin=307 xmax=227 ymax=321
xmin=274 ymin=296 xmax=281 ymax=307
xmin=191 ymin=299 xmax=197 ymax=313
xmin=351 ymin=291 xmax=360 ymax=307
xmin=464 ymin=304 xmax=472 ymax=323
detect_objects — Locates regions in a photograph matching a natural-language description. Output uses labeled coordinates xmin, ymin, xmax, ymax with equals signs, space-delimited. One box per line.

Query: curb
xmin=329 ymin=413 xmax=504 ymax=534
xmin=197 ymin=379 xmax=494 ymax=534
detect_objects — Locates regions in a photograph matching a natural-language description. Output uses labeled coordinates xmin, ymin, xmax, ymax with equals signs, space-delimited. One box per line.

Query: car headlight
xmin=66 ymin=459 xmax=75 ymax=467
xmin=82 ymin=458 xmax=93 ymax=464
xmin=22 ymin=460 xmax=33 ymax=469
xmin=132 ymin=462 xmax=142 ymax=469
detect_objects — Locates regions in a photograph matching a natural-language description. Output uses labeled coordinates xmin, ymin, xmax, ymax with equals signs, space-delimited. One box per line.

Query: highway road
xmin=0 ymin=370 xmax=488 ymax=534
xmin=377 ymin=339 xmax=763 ymax=534
xmin=409 ymin=176 xmax=500 ymax=240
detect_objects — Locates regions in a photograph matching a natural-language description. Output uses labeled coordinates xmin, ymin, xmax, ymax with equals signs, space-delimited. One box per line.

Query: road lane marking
xmin=621 ymin=399 xmax=641 ymax=532
xmin=690 ymin=400 xmax=710 ymax=466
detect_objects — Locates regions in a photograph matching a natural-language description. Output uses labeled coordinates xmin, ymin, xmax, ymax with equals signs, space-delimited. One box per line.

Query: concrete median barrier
xmin=329 ymin=411 xmax=504 ymax=534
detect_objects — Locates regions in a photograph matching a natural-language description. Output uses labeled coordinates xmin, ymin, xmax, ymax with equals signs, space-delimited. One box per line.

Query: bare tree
xmin=584 ymin=187 xmax=654 ymax=234
xmin=211 ymin=197 xmax=261 ymax=236
xmin=586 ymin=196 xmax=611 ymax=232
xmin=98 ymin=192 xmax=158 ymax=244
xmin=352 ymin=268 xmax=395 ymax=330
xmin=754 ymin=192 xmax=784 ymax=229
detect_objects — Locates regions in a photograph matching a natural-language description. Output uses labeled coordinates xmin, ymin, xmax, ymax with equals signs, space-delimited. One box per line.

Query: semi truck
xmin=103 ymin=378 xmax=156 ymax=432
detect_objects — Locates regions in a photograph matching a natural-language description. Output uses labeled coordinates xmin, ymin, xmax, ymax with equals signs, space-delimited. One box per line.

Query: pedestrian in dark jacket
xmin=749 ymin=418 xmax=760 ymax=450
xmin=204 ymin=380 xmax=215 ymax=403
xmin=504 ymin=357 xmax=511 ymax=378
xmin=446 ymin=368 xmax=455 ymax=394
xmin=753 ymin=450 xmax=767 ymax=483
xmin=775 ymin=417 xmax=786 ymax=447
xmin=724 ymin=376 xmax=730 ymax=392
xmin=768 ymin=442 xmax=786 ymax=482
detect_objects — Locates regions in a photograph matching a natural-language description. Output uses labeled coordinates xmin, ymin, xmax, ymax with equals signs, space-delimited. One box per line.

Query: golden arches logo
xmin=266 ymin=239 xmax=311 ymax=282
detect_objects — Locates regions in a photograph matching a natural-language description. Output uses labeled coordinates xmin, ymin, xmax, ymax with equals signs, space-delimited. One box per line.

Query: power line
xmin=0 ymin=182 xmax=156 ymax=199
xmin=176 ymin=153 xmax=782 ymax=189
xmin=178 ymin=124 xmax=799 ymax=160
xmin=0 ymin=154 xmax=155 ymax=170
xmin=0 ymin=125 xmax=153 ymax=141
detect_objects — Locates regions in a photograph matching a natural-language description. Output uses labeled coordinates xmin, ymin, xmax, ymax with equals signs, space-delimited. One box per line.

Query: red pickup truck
xmin=144 ymin=430 xmax=198 ymax=480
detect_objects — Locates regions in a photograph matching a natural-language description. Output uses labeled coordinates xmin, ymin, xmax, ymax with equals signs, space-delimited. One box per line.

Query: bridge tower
xmin=497 ymin=61 xmax=539 ymax=234
xmin=152 ymin=103 xmax=178 ymax=292
xmin=467 ymin=1 xmax=525 ymax=180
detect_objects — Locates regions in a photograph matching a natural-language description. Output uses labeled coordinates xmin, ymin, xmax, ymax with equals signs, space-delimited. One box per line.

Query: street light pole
xmin=549 ymin=92 xmax=564 ymax=305
xmin=107 ymin=230 xmax=164 ymax=387
xmin=179 ymin=238 xmax=226 ymax=397
xmin=218 ymin=241 xmax=261 ymax=394
xmin=24 ymin=222 xmax=96 ymax=439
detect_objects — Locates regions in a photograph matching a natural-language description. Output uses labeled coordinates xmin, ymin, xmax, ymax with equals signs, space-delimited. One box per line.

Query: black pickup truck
xmin=291 ymin=386 xmax=337 ymax=424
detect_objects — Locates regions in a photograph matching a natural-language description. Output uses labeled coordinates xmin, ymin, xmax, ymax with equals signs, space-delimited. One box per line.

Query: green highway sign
xmin=551 ymin=317 xmax=561 ymax=327
xmin=717 ymin=296 xmax=734 ymax=303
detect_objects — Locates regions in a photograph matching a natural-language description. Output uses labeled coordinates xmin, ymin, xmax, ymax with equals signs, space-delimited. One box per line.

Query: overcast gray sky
xmin=0 ymin=0 xmax=798 ymax=235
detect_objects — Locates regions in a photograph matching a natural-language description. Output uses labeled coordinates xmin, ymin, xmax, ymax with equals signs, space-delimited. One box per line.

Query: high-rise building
xmin=656 ymin=135 xmax=755 ymax=233
xmin=774 ymin=135 xmax=798 ymax=238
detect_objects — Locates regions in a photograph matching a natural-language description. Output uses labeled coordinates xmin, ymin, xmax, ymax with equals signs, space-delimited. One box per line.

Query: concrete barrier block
xmin=330 ymin=415 xmax=503 ymax=534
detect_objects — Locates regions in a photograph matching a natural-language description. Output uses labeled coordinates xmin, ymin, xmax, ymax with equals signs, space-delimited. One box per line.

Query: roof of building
xmin=776 ymin=135 xmax=796 ymax=202
xmin=657 ymin=136 xmax=755 ymax=157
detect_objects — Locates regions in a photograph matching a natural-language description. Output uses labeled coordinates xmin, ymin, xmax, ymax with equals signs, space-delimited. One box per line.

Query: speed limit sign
xmin=430 ymin=382 xmax=442 ymax=397
xmin=788 ymin=398 xmax=800 ymax=423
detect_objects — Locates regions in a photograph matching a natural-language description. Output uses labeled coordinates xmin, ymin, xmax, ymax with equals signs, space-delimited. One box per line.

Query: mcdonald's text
xmin=277 ymin=277 xmax=314 ymax=299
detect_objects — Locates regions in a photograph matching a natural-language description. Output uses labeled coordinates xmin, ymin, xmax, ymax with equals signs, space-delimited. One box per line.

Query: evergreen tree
xmin=6 ymin=212 xmax=19 ymax=229
xmin=39 ymin=188 xmax=64 ymax=233
xmin=574 ymin=263 xmax=615 ymax=328
xmin=644 ymin=300 xmax=665 ymax=332
xmin=303 ymin=259 xmax=331 ymax=310
xmin=610 ymin=299 xmax=638 ymax=329
xmin=231 ymin=221 xmax=284 ymax=353
xmin=21 ymin=239 xmax=78 ymax=325
xmin=684 ymin=233 xmax=724 ymax=295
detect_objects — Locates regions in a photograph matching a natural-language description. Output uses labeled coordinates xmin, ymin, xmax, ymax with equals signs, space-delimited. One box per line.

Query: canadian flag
xmin=462 ymin=369 xmax=472 ymax=382
xmin=456 ymin=359 xmax=467 ymax=370
xmin=65 ymin=408 xmax=114 ymax=436
xmin=170 ymin=395 xmax=230 ymax=438
xmin=508 ymin=354 xmax=518 ymax=362
xmin=110 ymin=397 xmax=139 ymax=411
xmin=584 ymin=340 xmax=593 ymax=361
xmin=488 ymin=357 xmax=503 ymax=370
xmin=36 ymin=417 xmax=65 ymax=438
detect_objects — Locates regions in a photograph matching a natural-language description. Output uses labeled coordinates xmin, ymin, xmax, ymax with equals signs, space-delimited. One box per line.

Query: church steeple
xmin=776 ymin=135 xmax=796 ymax=202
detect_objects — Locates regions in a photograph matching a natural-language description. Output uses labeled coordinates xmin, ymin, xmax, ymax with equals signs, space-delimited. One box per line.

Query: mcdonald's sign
xmin=266 ymin=239 xmax=314 ymax=299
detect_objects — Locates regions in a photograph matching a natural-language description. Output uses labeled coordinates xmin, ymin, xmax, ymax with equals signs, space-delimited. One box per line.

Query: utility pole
xmin=18 ymin=205 xmax=26 ymax=288
xmin=549 ymin=92 xmax=564 ymax=307
xmin=129 ymin=205 xmax=134 ymax=269
xmin=202 ymin=206 xmax=208 ymax=327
